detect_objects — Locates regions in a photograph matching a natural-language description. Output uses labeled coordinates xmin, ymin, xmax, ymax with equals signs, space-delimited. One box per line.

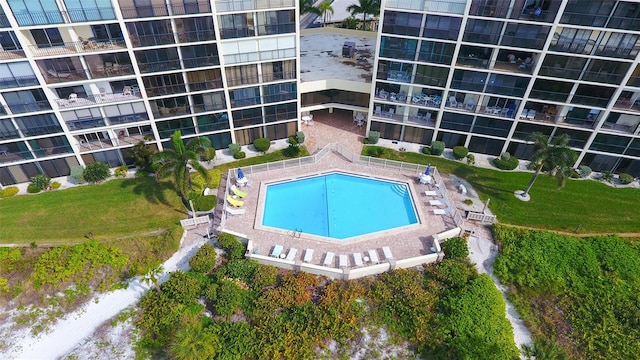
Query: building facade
xmin=0 ymin=0 xmax=299 ymax=186
xmin=369 ymin=0 xmax=640 ymax=176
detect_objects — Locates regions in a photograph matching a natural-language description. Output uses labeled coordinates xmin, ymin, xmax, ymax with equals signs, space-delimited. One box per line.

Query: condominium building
xmin=2 ymin=0 xmax=640 ymax=187
xmin=370 ymin=0 xmax=640 ymax=177
xmin=0 ymin=0 xmax=298 ymax=186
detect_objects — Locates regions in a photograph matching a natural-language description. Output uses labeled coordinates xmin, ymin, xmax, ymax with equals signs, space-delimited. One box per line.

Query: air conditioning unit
xmin=342 ymin=41 xmax=355 ymax=58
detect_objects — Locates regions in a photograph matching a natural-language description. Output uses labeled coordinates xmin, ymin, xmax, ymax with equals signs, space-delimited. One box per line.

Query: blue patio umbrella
xmin=237 ymin=168 xmax=245 ymax=179
xmin=424 ymin=164 xmax=431 ymax=176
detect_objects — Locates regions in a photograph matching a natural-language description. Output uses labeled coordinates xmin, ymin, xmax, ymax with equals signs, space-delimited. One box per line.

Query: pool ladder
xmin=290 ymin=228 xmax=302 ymax=238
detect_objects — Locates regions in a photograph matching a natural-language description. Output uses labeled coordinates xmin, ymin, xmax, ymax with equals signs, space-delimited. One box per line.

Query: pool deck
xmin=221 ymin=151 xmax=453 ymax=267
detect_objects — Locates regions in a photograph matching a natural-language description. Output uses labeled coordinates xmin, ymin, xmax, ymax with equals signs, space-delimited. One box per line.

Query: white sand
xmin=3 ymin=230 xmax=208 ymax=360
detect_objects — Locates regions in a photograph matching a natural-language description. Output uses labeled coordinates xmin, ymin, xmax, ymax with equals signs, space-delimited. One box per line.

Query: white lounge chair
xmin=353 ymin=253 xmax=363 ymax=267
xmin=323 ymin=252 xmax=335 ymax=266
xmin=429 ymin=199 xmax=444 ymax=206
xmin=527 ymin=109 xmax=536 ymax=119
xmin=459 ymin=184 xmax=467 ymax=195
xmin=433 ymin=207 xmax=452 ymax=215
xmin=225 ymin=206 xmax=246 ymax=215
xmin=270 ymin=245 xmax=284 ymax=258
xmin=203 ymin=187 xmax=215 ymax=196
xmin=382 ymin=246 xmax=393 ymax=260
xmin=339 ymin=254 xmax=348 ymax=268
xmin=303 ymin=249 xmax=313 ymax=263
xmin=285 ymin=248 xmax=298 ymax=261
xmin=424 ymin=190 xmax=441 ymax=196
xmin=368 ymin=249 xmax=379 ymax=264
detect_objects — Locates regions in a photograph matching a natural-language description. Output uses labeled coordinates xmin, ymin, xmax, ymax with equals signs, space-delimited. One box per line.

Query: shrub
xmin=189 ymin=243 xmax=218 ymax=274
xmin=0 ymin=186 xmax=19 ymax=198
xmin=578 ymin=165 xmax=592 ymax=178
xmin=365 ymin=146 xmax=385 ymax=158
xmin=619 ymin=173 xmax=634 ymax=184
xmin=452 ymin=146 xmax=469 ymax=160
xmin=422 ymin=146 xmax=431 ymax=155
xmin=430 ymin=141 xmax=445 ymax=156
xmin=466 ymin=154 xmax=475 ymax=165
xmin=500 ymin=152 xmax=511 ymax=161
xmin=601 ymin=170 xmax=614 ymax=183
xmin=441 ymin=237 xmax=469 ymax=260
xmin=135 ymin=170 xmax=149 ymax=178
xmin=363 ymin=138 xmax=370 ymax=144
xmin=83 ymin=162 xmax=111 ymax=183
xmin=27 ymin=184 xmax=41 ymax=193
xmin=217 ymin=233 xmax=246 ymax=260
xmin=492 ymin=156 xmax=519 ymax=170
xmin=288 ymin=135 xmax=298 ymax=145
xmin=296 ymin=131 xmax=305 ymax=144
xmin=233 ymin=151 xmax=246 ymax=159
xmin=70 ymin=166 xmax=85 ymax=184
xmin=114 ymin=165 xmax=128 ymax=178
xmin=463 ymin=199 xmax=473 ymax=205
xmin=228 ymin=143 xmax=241 ymax=155
xmin=282 ymin=143 xmax=301 ymax=158
xmin=201 ymin=147 xmax=216 ymax=161
xmin=192 ymin=194 xmax=217 ymax=212
xmin=367 ymin=131 xmax=380 ymax=144
xmin=253 ymin=138 xmax=271 ymax=153
xmin=51 ymin=181 xmax=61 ymax=190
xmin=30 ymin=174 xmax=51 ymax=191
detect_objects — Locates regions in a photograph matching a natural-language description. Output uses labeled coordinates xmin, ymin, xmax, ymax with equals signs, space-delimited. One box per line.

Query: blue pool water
xmin=262 ymin=173 xmax=418 ymax=239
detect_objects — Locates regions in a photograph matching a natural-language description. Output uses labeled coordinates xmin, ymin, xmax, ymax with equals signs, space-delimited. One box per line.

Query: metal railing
xmin=215 ymin=0 xmax=295 ymax=12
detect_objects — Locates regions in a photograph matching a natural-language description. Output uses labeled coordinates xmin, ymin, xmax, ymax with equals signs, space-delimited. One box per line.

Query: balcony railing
xmin=120 ymin=5 xmax=168 ymax=19
xmin=66 ymin=8 xmax=116 ymax=22
xmin=385 ymin=0 xmax=466 ymax=15
xmin=0 ymin=49 xmax=26 ymax=60
xmin=12 ymin=8 xmax=116 ymax=25
xmin=501 ymin=35 xmax=546 ymax=50
xmin=88 ymin=64 xmax=135 ymax=79
xmin=468 ymin=3 xmax=509 ymax=18
xmin=183 ymin=56 xmax=220 ymax=69
xmin=8 ymin=100 xmax=52 ymax=114
xmin=28 ymin=39 xmax=126 ymax=57
xmin=595 ymin=46 xmax=637 ymax=60
xmin=613 ymin=98 xmax=640 ymax=113
xmin=192 ymin=103 xmax=227 ymax=113
xmin=12 ymin=11 xmax=64 ymax=26
xmin=188 ymin=79 xmax=223 ymax=92
xmin=492 ymin=60 xmax=534 ymax=75
xmin=43 ymin=69 xmax=89 ymax=83
xmin=0 ymin=149 xmax=33 ymax=164
xmin=450 ymin=79 xmax=485 ymax=92
xmin=66 ymin=118 xmax=107 ymax=130
xmin=223 ymin=48 xmax=296 ymax=65
xmin=227 ymin=74 xmax=261 ymax=87
xmin=528 ymin=89 xmax=570 ymax=102
xmin=170 ymin=2 xmax=211 ymax=15
xmin=261 ymin=71 xmax=296 ymax=83
xmin=21 ymin=124 xmax=63 ymax=137
xmin=130 ymin=33 xmax=176 ymax=47
xmin=108 ymin=113 xmax=149 ymax=125
xmin=215 ymin=0 xmax=295 ymax=12
xmin=145 ymin=84 xmax=187 ymax=96
xmin=0 ymin=76 xmax=39 ymax=89
xmin=581 ymin=71 xmax=625 ymax=85
xmin=571 ymin=94 xmax=610 ymax=108
xmin=0 ymin=129 xmax=20 ymax=140
xmin=56 ymin=92 xmax=142 ymax=109
xmin=153 ymin=105 xmax=191 ymax=118
xmin=77 ymin=139 xmax=115 ymax=152
xmin=138 ymin=60 xmax=182 ymax=73
xmin=537 ymin=65 xmax=581 ymax=79
xmin=600 ymin=122 xmax=639 ymax=134
xmin=0 ymin=13 xmax=10 ymax=28
xmin=560 ymin=12 xmax=609 ymax=27
xmin=179 ymin=30 xmax=216 ymax=43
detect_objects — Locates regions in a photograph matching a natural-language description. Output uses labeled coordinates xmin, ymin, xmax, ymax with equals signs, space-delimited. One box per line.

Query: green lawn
xmin=372 ymin=148 xmax=640 ymax=234
xmin=0 ymin=177 xmax=184 ymax=244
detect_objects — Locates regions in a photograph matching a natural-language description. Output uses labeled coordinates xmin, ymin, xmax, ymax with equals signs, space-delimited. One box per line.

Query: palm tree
xmin=169 ymin=323 xmax=220 ymax=360
xmin=299 ymin=0 xmax=321 ymax=17
xmin=318 ymin=1 xmax=334 ymax=27
xmin=141 ymin=264 xmax=164 ymax=293
xmin=520 ymin=132 xmax=577 ymax=198
xmin=153 ymin=130 xmax=211 ymax=201
xmin=346 ymin=0 xmax=381 ymax=31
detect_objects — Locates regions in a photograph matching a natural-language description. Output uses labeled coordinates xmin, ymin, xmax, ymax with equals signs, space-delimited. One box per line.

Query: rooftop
xmin=300 ymin=28 xmax=376 ymax=84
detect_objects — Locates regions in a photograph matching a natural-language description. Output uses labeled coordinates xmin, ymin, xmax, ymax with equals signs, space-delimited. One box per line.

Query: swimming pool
xmin=261 ymin=172 xmax=418 ymax=239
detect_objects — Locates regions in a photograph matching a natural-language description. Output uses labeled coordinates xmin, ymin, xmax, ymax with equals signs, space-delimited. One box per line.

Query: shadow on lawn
xmin=118 ymin=177 xmax=174 ymax=206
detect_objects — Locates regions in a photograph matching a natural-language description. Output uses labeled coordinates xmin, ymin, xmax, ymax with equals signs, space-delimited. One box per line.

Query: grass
xmin=0 ymin=177 xmax=184 ymax=245
xmin=370 ymin=147 xmax=640 ymax=234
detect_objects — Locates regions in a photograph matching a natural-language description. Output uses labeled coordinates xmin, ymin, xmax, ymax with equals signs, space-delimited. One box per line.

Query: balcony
xmin=0 ymin=49 xmax=26 ymax=60
xmin=56 ymin=91 xmax=142 ymax=110
xmin=108 ymin=113 xmax=149 ymax=125
xmin=613 ymin=97 xmax=640 ymax=113
xmin=66 ymin=118 xmax=107 ymax=130
xmin=183 ymin=56 xmax=220 ymax=69
xmin=130 ymin=33 xmax=176 ymax=47
xmin=188 ymin=79 xmax=223 ymax=92
xmin=138 ymin=60 xmax=182 ymax=73
xmin=120 ymin=5 xmax=169 ymax=19
xmin=170 ymin=2 xmax=211 ymax=15
xmin=28 ymin=39 xmax=126 ymax=57
xmin=537 ymin=64 xmax=582 ymax=80
xmin=153 ymin=105 xmax=191 ymax=119
xmin=88 ymin=64 xmax=135 ymax=79
xmin=571 ymin=94 xmax=611 ymax=108
xmin=0 ymin=75 xmax=39 ymax=90
xmin=215 ymin=0 xmax=295 ymax=12
xmin=42 ymin=69 xmax=89 ymax=84
xmin=179 ymin=30 xmax=216 ymax=43
xmin=528 ymin=89 xmax=570 ymax=102
xmin=145 ymin=84 xmax=187 ymax=97
xmin=0 ymin=149 xmax=33 ymax=165
xmin=581 ymin=70 xmax=626 ymax=85
xmin=600 ymin=121 xmax=639 ymax=134
xmin=76 ymin=138 xmax=115 ymax=152
xmin=8 ymin=100 xmax=52 ymax=114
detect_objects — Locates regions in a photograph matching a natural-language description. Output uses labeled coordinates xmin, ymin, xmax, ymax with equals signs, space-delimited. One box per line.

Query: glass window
xmin=219 ymin=13 xmax=254 ymax=39
xmin=256 ymin=10 xmax=295 ymax=35
xmin=414 ymin=64 xmax=449 ymax=87
xmin=232 ymin=107 xmax=263 ymax=127
xmin=196 ymin=113 xmax=230 ymax=132
xmin=609 ymin=1 xmax=640 ymax=30
xmin=206 ymin=132 xmax=232 ymax=150
xmin=262 ymin=82 xmax=296 ymax=104
xmin=225 ymin=64 xmax=259 ymax=87
xmin=177 ymin=17 xmax=215 ymax=42
xmin=180 ymin=44 xmax=219 ymax=68
xmin=471 ymin=117 xmax=512 ymax=137
xmin=561 ymin=0 xmax=614 ymax=27
xmin=8 ymin=0 xmax=63 ymax=25
xmin=15 ymin=113 xmax=62 ymax=136
xmin=501 ymin=23 xmax=549 ymax=49
xmin=0 ymin=31 xmax=22 ymax=51
xmin=4 ymin=89 xmax=51 ymax=113
xmin=127 ymin=20 xmax=174 ymax=47
xmin=382 ymin=11 xmax=422 ymax=36
xmin=418 ymin=40 xmax=454 ymax=64
xmin=550 ymin=28 xmax=597 ymax=55
xmin=30 ymin=28 xmax=64 ymax=48
xmin=0 ymin=62 xmax=38 ymax=89
xmin=436 ymin=131 xmax=466 ymax=147
xmin=264 ymin=103 xmax=297 ymax=123
xmin=538 ymin=54 xmax=586 ymax=80
xmin=596 ymin=32 xmax=640 ymax=59
xmin=422 ymin=15 xmax=461 ymax=41
xmin=64 ymin=0 xmax=115 ymax=21
xmin=462 ymin=19 xmax=503 ymax=44
xmin=468 ymin=136 xmax=504 ymax=156
xmin=135 ymin=48 xmax=180 ymax=73
xmin=451 ymin=70 xmax=487 ymax=92
xmin=229 ymin=87 xmax=260 ymax=108
xmin=486 ymin=74 xmax=529 ymax=97
xmin=440 ymin=113 xmax=473 ymax=132
xmin=380 ymin=36 xmax=417 ymax=61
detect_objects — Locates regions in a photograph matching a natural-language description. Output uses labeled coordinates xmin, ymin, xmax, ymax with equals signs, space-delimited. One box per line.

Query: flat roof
xmin=300 ymin=29 xmax=376 ymax=84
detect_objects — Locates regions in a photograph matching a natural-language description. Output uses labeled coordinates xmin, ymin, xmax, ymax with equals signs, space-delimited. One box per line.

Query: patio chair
xmin=225 ymin=206 xmax=246 ymax=215
xmin=448 ymin=96 xmax=458 ymax=108
xmin=339 ymin=254 xmax=348 ymax=268
xmin=527 ymin=109 xmax=536 ymax=119
xmin=424 ymin=190 xmax=441 ymax=196
xmin=374 ymin=105 xmax=382 ymax=116
xmin=368 ymin=249 xmax=379 ymax=264
xmin=123 ymin=86 xmax=133 ymax=96
xmin=230 ymin=184 xmax=247 ymax=198
xmin=226 ymin=195 xmax=244 ymax=207
xmin=203 ymin=187 xmax=215 ymax=196
xmin=285 ymin=248 xmax=298 ymax=261
xmin=382 ymin=246 xmax=394 ymax=260
xmin=270 ymin=245 xmax=284 ymax=257
xmin=429 ymin=199 xmax=444 ymax=206
xmin=323 ymin=252 xmax=335 ymax=267
xmin=433 ymin=206 xmax=452 ymax=215
xmin=353 ymin=252 xmax=363 ymax=267
xmin=412 ymin=93 xmax=422 ymax=104
xmin=303 ymin=249 xmax=314 ymax=263
xmin=386 ymin=108 xmax=395 ymax=118
xmin=68 ymin=93 xmax=78 ymax=102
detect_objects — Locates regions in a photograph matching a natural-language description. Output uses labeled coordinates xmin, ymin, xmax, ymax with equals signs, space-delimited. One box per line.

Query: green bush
xmin=253 ymin=138 xmax=271 ymax=153
xmin=288 ymin=135 xmax=298 ymax=145
xmin=422 ymin=146 xmax=431 ymax=155
xmin=296 ymin=131 xmax=305 ymax=144
xmin=201 ymin=147 xmax=216 ymax=161
xmin=114 ymin=165 xmax=128 ymax=178
xmin=51 ymin=181 xmax=61 ymax=190
xmin=601 ymin=170 xmax=614 ymax=183
xmin=228 ymin=143 xmax=241 ymax=154
xmin=70 ymin=166 xmax=85 ymax=184
xmin=233 ymin=151 xmax=246 ymax=159
xmin=466 ymin=154 xmax=475 ymax=165
xmin=27 ymin=184 xmax=41 ymax=193
xmin=441 ymin=237 xmax=469 ymax=260
xmin=578 ymin=165 xmax=592 ymax=178
xmin=492 ymin=156 xmax=519 ymax=170
xmin=619 ymin=173 xmax=634 ymax=184
xmin=192 ymin=194 xmax=217 ymax=211
xmin=217 ymin=233 xmax=246 ymax=260
xmin=83 ymin=162 xmax=111 ymax=183
xmin=365 ymin=146 xmax=385 ymax=158
xmin=367 ymin=131 xmax=380 ymax=144
xmin=430 ymin=141 xmax=445 ymax=156
xmin=500 ymin=152 xmax=511 ymax=161
xmin=30 ymin=174 xmax=51 ymax=191
xmin=0 ymin=186 xmax=19 ymax=198
xmin=189 ymin=243 xmax=218 ymax=274
xmin=452 ymin=146 xmax=469 ymax=160
xmin=282 ymin=143 xmax=300 ymax=158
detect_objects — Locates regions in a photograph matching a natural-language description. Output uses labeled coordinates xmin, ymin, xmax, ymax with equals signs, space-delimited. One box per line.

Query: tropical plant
xmin=318 ymin=1 xmax=334 ymax=27
xmin=30 ymin=174 xmax=51 ymax=191
xmin=189 ymin=243 xmax=217 ymax=274
xmin=130 ymin=140 xmax=155 ymax=171
xmin=296 ymin=131 xmax=305 ymax=144
xmin=341 ymin=16 xmax=359 ymax=29
xmin=228 ymin=143 xmax=241 ymax=155
xmin=299 ymin=0 xmax=321 ymax=16
xmin=452 ymin=146 xmax=469 ymax=160
xmin=578 ymin=165 xmax=592 ymax=178
xmin=282 ymin=143 xmax=301 ymax=158
xmin=253 ymin=138 xmax=271 ymax=153
xmin=521 ymin=132 xmax=577 ymax=198
xmin=83 ymin=162 xmax=111 ymax=183
xmin=619 ymin=173 xmax=633 ymax=184
xmin=70 ymin=166 xmax=85 ymax=184
xmin=0 ymin=186 xmax=19 ymax=198
xmin=367 ymin=130 xmax=380 ymax=144
xmin=430 ymin=141 xmax=445 ymax=156
xmin=153 ymin=130 xmax=211 ymax=201
xmin=141 ymin=264 xmax=164 ymax=293
xmin=600 ymin=170 xmax=614 ymax=183
xmin=169 ymin=323 xmax=220 ymax=360
xmin=346 ymin=0 xmax=381 ymax=31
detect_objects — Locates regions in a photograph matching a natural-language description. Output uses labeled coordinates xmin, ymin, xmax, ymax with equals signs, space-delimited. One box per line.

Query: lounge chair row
xmin=321 ymin=247 xmax=393 ymax=268
xmin=270 ymin=245 xmax=298 ymax=261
